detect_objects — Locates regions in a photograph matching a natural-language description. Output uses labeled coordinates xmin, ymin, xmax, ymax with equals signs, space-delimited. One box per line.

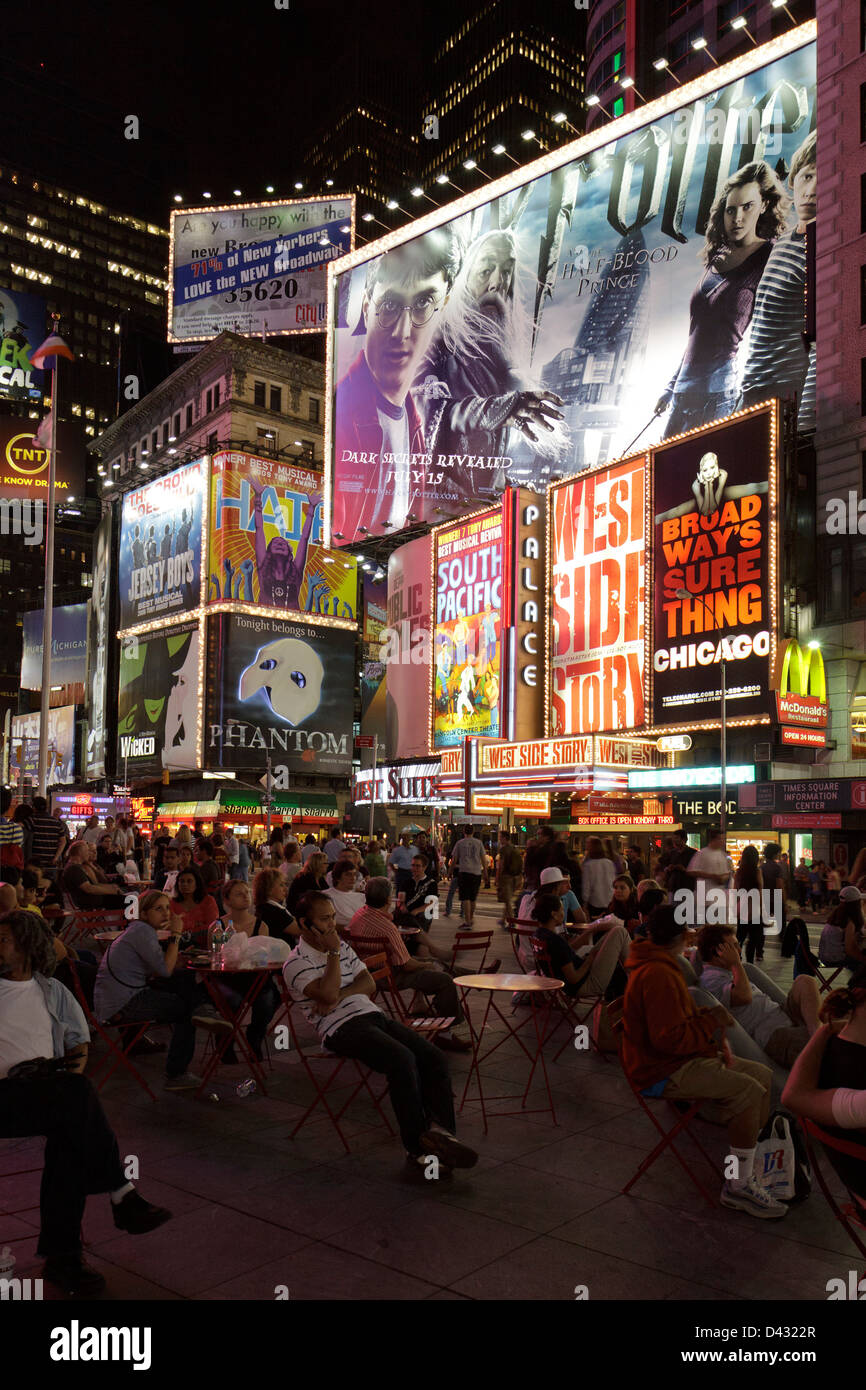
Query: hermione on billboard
xmin=551 ymin=456 xmax=646 ymax=736
xmin=209 ymin=451 xmax=356 ymax=617
xmin=118 ymin=461 xmax=204 ymax=629
xmin=328 ymin=36 xmax=815 ymax=546
xmin=651 ymin=406 xmax=775 ymax=727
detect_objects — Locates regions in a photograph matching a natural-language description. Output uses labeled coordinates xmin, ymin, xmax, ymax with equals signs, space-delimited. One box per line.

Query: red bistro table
xmin=456 ymin=973 xmax=564 ymax=1132
xmin=187 ymin=960 xmax=283 ymax=1096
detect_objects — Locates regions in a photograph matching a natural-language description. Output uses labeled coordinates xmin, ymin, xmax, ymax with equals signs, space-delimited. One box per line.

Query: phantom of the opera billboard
xmin=205 ymin=614 xmax=355 ymax=777
xmin=209 ymin=451 xmax=356 ymax=617
xmin=651 ymin=404 xmax=777 ymax=730
xmin=326 ymin=30 xmax=815 ymax=547
xmin=117 ymin=624 xmax=201 ymax=778
xmin=118 ymin=461 xmax=205 ymax=630
xmin=169 ymin=196 xmax=354 ymax=342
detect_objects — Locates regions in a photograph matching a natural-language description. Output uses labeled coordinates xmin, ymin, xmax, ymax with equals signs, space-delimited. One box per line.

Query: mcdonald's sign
xmin=775 ymin=640 xmax=829 ymax=728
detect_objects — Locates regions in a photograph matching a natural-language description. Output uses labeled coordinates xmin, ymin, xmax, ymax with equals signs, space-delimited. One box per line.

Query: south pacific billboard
xmin=433 ymin=507 xmax=503 ymax=747
xmin=327 ymin=30 xmax=816 ymax=546
xmin=209 ymin=451 xmax=356 ymax=618
xmin=169 ymin=197 xmax=354 ymax=342
xmin=118 ymin=460 xmax=205 ymax=630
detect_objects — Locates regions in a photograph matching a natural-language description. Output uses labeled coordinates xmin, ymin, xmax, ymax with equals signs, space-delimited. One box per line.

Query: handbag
xmin=755 ymin=1110 xmax=812 ymax=1202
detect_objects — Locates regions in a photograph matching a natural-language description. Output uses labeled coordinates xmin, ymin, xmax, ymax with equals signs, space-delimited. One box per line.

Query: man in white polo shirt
xmin=283 ymin=890 xmax=478 ymax=1173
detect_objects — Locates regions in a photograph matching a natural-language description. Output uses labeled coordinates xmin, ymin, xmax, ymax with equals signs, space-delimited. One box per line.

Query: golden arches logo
xmin=779 ymin=640 xmax=826 ymax=703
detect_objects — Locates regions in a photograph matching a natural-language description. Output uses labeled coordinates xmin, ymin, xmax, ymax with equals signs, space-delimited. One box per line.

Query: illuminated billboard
xmin=209 ymin=451 xmax=356 ymax=618
xmin=0 ymin=288 xmax=45 ymax=402
xmin=11 ymin=706 xmax=76 ymax=786
xmin=0 ymin=419 xmax=84 ymax=502
xmin=205 ymin=614 xmax=355 ymax=777
xmin=550 ymin=455 xmax=647 ymax=736
xmin=118 ymin=460 xmax=205 ymax=630
xmin=85 ymin=510 xmax=114 ymax=781
xmin=169 ymin=196 xmax=354 ymax=342
xmin=327 ymin=30 xmax=816 ymax=546
xmin=117 ymin=623 xmax=202 ymax=777
xmin=433 ymin=506 xmax=503 ymax=746
xmin=386 ymin=535 xmax=432 ymax=761
xmin=650 ymin=404 xmax=777 ymax=730
xmin=21 ymin=604 xmax=88 ymax=690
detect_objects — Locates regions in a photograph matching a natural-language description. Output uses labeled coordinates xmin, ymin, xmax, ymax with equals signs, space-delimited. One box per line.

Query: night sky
xmin=5 ymin=0 xmax=425 ymax=219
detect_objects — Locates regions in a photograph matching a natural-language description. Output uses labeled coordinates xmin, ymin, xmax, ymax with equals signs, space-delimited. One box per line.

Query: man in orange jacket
xmin=621 ymin=905 xmax=787 ymax=1220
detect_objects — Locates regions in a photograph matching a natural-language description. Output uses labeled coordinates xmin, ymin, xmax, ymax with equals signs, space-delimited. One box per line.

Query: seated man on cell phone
xmin=283 ymin=892 xmax=479 ymax=1173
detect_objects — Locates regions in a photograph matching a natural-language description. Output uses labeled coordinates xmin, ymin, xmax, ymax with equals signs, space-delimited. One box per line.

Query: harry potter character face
xmin=722 ymin=181 xmax=766 ymax=245
xmin=465 ymin=233 xmax=515 ymax=302
xmin=791 ymin=163 xmax=817 ymax=226
xmin=239 ymin=637 xmax=324 ymax=725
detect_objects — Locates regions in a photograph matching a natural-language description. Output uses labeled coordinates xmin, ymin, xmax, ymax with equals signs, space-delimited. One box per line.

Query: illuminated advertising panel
xmin=327 ymin=30 xmax=816 ymax=546
xmin=360 ymin=570 xmax=387 ymax=744
xmin=433 ymin=505 xmax=503 ymax=747
xmin=550 ymin=454 xmax=646 ymax=736
xmin=386 ymin=535 xmax=432 ymax=761
xmin=0 ymin=288 xmax=45 ymax=401
xmin=650 ymin=405 xmax=777 ymax=729
xmin=20 ymin=603 xmax=88 ymax=690
xmin=117 ymin=624 xmax=201 ymax=778
xmin=208 ymin=451 xmax=356 ymax=617
xmin=206 ymin=614 xmax=354 ymax=777
xmin=0 ymin=418 xmax=84 ymax=502
xmin=86 ymin=510 xmax=114 ymax=781
xmin=118 ymin=461 xmax=205 ymax=630
xmin=169 ymin=196 xmax=354 ymax=342
xmin=11 ymin=706 xmax=75 ymax=786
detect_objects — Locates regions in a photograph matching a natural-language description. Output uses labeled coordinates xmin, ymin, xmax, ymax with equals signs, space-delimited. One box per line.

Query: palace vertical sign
xmin=549 ymin=455 xmax=647 ymax=735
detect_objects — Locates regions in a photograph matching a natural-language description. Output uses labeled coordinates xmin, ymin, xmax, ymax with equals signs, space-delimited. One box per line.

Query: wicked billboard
xmin=117 ymin=623 xmax=201 ymax=778
xmin=327 ymin=31 xmax=816 ymax=546
xmin=205 ymin=614 xmax=355 ymax=776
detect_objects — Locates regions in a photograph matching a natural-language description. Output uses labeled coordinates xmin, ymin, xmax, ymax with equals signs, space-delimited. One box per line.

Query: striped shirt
xmin=345 ymin=904 xmax=410 ymax=968
xmin=282 ymin=938 xmax=380 ymax=1042
xmin=0 ymin=819 xmax=24 ymax=862
xmin=28 ymin=815 xmax=65 ymax=869
xmin=740 ymin=230 xmax=814 ymax=430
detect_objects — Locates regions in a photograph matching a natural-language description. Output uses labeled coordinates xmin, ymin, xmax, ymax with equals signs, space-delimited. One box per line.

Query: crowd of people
xmin=1 ymin=794 xmax=865 ymax=1293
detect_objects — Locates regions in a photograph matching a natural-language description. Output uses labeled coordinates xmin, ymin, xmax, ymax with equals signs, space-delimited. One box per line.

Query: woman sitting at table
xmin=286 ymin=851 xmax=328 ymax=915
xmin=253 ymin=868 xmax=298 ymax=944
xmin=530 ymin=892 xmax=630 ymax=1002
xmin=170 ymin=867 xmax=219 ymax=944
xmin=61 ymin=842 xmax=126 ymax=910
xmin=215 ymin=879 xmax=280 ymax=1062
xmin=93 ymin=890 xmax=219 ymax=1090
xmin=607 ymin=874 xmax=640 ymax=932
xmin=96 ymin=832 xmax=123 ymax=879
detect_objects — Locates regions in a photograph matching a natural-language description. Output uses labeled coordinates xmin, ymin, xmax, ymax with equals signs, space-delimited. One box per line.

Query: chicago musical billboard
xmin=118 ymin=460 xmax=205 ymax=630
xmin=208 ymin=451 xmax=356 ymax=618
xmin=327 ymin=32 xmax=816 ymax=546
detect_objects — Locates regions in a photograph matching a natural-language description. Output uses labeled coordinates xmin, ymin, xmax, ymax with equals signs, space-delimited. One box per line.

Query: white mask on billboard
xmin=239 ymin=638 xmax=324 ymax=724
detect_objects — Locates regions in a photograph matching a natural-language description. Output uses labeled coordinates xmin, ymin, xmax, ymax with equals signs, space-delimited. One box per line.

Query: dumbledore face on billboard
xmin=329 ymin=39 xmax=816 ymax=545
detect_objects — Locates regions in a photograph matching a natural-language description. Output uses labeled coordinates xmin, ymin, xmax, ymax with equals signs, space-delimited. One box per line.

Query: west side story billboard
xmin=118 ymin=461 xmax=205 ymax=630
xmin=169 ymin=197 xmax=354 ymax=342
xmin=326 ymin=30 xmax=816 ymax=547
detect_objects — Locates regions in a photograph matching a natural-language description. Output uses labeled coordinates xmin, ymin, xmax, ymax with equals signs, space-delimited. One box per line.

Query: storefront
xmin=52 ymin=790 xmax=155 ymax=837
xmin=739 ymin=777 xmax=866 ymax=877
xmin=155 ymin=788 xmax=340 ymax=841
xmin=351 ymin=759 xmax=465 ymax=844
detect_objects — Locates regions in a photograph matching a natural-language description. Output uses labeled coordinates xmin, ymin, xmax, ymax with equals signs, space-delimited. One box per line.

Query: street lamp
xmin=676 ymin=589 xmax=727 ymax=846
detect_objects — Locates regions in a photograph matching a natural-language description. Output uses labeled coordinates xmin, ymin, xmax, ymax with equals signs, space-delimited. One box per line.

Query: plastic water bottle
xmin=236 ymin=1079 xmax=257 ymax=1098
xmin=209 ymin=920 xmax=224 ymax=968
xmin=221 ymin=917 xmax=234 ymax=968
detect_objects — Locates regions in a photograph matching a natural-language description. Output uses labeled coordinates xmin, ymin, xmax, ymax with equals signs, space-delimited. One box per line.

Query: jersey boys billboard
xmin=550 ymin=456 xmax=647 ymax=736
xmin=206 ymin=615 xmax=355 ymax=777
xmin=209 ymin=451 xmax=356 ymax=618
xmin=651 ymin=405 xmax=776 ymax=729
xmin=169 ymin=197 xmax=354 ymax=342
xmin=327 ymin=31 xmax=815 ymax=546
xmin=118 ymin=461 xmax=204 ymax=630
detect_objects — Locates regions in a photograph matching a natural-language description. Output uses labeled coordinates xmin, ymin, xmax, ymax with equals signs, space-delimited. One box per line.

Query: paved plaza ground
xmin=1 ymin=892 xmax=860 ymax=1302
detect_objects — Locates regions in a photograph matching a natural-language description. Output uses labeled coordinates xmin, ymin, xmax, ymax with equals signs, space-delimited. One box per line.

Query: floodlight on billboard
xmin=325 ymin=24 xmax=816 ymax=547
xmin=168 ymin=196 xmax=355 ymax=342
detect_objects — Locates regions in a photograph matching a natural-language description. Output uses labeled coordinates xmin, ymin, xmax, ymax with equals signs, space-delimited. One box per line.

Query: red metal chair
xmin=815 ymin=964 xmax=847 ymax=994
xmin=282 ymin=953 xmax=395 ymax=1153
xmin=447 ymin=930 xmax=496 ymax=974
xmin=799 ymin=1118 xmax=866 ymax=1272
xmin=606 ymin=997 xmax=722 ymax=1209
xmin=367 ymin=953 xmax=455 ymax=1041
xmin=529 ymin=934 xmax=609 ymax=1064
xmin=64 ymin=956 xmax=159 ymax=1102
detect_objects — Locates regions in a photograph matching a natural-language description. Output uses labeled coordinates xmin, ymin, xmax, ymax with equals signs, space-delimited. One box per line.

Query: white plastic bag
xmin=755 ymin=1113 xmax=797 ymax=1200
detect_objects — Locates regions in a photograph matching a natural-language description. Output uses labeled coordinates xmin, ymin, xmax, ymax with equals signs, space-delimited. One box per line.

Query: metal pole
xmin=720 ymin=659 xmax=727 ymax=850
xmin=368 ymin=734 xmax=377 ymax=843
xmin=37 ymin=326 xmax=60 ymax=798
xmin=266 ymin=752 xmax=272 ymax=843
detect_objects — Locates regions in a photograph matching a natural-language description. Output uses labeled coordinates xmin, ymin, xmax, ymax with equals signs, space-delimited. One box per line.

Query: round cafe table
xmin=94 ymin=928 xmax=170 ymax=945
xmin=186 ymin=959 xmax=284 ymax=1095
xmin=456 ymin=973 xmax=564 ymax=1132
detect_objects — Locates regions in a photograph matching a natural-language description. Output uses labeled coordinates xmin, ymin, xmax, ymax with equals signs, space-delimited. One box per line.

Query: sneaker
xmin=112 ymin=1189 xmax=172 ymax=1234
xmin=720 ymin=1177 xmax=788 ymax=1219
xmin=164 ymin=1072 xmax=202 ymax=1090
xmin=43 ymin=1255 xmax=107 ymax=1297
xmin=420 ymin=1127 xmax=479 ymax=1169
xmin=191 ymin=1008 xmax=233 ymax=1034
